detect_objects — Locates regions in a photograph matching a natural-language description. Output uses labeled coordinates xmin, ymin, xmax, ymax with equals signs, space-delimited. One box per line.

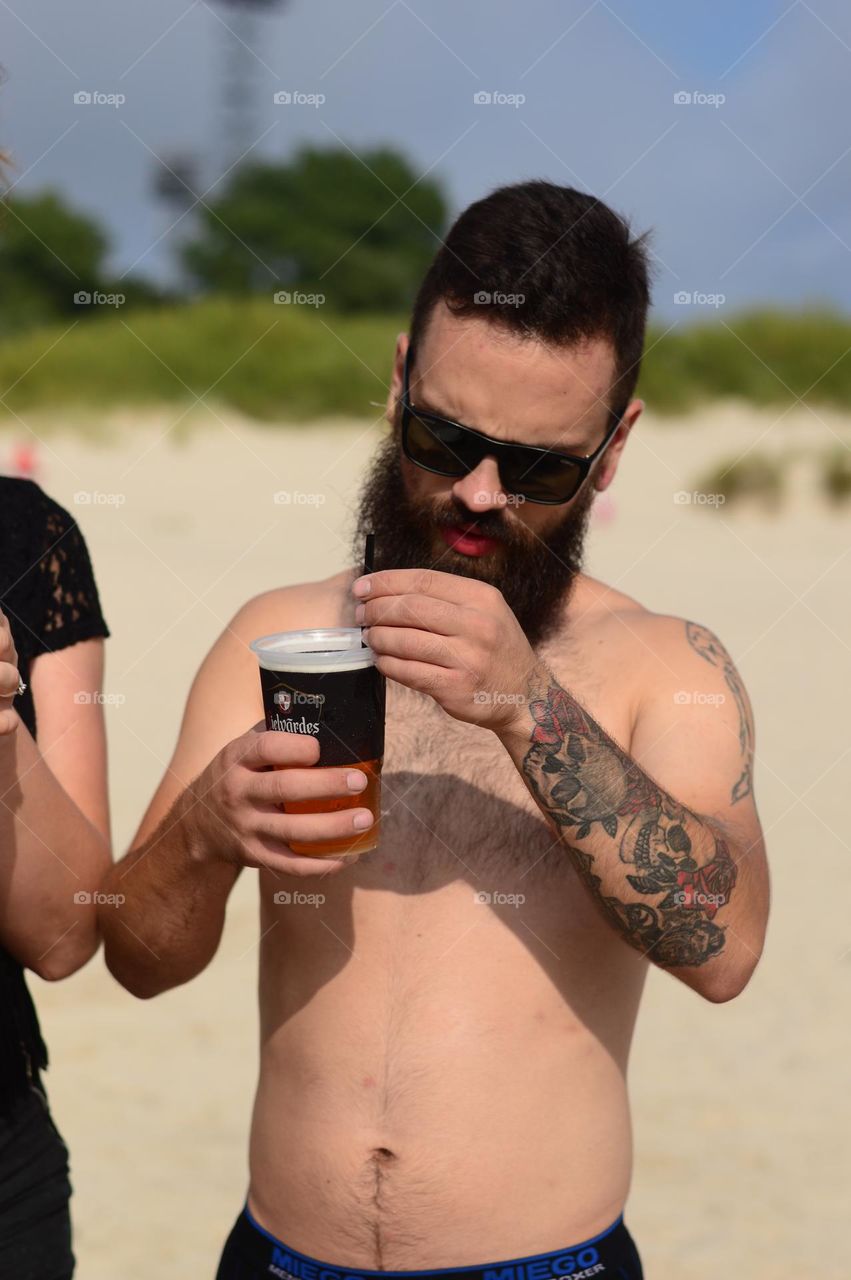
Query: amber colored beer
xmin=249 ymin=628 xmax=386 ymax=859
xmin=281 ymin=757 xmax=381 ymax=856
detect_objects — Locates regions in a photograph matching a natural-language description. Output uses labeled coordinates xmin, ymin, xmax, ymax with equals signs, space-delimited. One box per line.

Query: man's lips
xmin=438 ymin=523 xmax=502 ymax=557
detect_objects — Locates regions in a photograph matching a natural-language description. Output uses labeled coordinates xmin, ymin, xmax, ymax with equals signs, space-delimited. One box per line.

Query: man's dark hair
xmin=408 ymin=180 xmax=652 ymax=415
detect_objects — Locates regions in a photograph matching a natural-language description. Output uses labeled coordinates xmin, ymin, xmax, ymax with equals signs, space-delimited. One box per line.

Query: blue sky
xmin=2 ymin=0 xmax=850 ymax=320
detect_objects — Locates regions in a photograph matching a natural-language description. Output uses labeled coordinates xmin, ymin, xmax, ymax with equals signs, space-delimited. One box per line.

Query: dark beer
xmin=250 ymin=628 xmax=386 ymax=857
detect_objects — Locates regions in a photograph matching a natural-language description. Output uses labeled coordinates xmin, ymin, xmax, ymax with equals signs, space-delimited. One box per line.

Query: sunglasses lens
xmin=404 ymin=406 xmax=586 ymax=504
xmin=404 ymin=411 xmax=477 ymax=477
xmin=502 ymin=453 xmax=583 ymax=504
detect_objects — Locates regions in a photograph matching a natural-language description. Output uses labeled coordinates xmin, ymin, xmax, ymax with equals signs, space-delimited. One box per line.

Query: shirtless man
xmin=99 ymin=181 xmax=769 ymax=1280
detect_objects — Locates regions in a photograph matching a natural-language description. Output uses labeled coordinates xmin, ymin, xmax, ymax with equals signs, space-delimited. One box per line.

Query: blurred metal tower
xmin=151 ymin=150 xmax=204 ymax=293
xmin=150 ymin=1 xmax=288 ymax=291
xmin=214 ymin=0 xmax=288 ymax=178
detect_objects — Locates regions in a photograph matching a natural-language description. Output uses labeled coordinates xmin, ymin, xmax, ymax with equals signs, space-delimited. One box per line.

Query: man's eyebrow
xmin=411 ymin=387 xmax=453 ymax=418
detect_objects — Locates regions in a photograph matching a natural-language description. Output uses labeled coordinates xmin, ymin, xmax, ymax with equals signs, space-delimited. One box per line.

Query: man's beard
xmin=352 ymin=430 xmax=596 ymax=649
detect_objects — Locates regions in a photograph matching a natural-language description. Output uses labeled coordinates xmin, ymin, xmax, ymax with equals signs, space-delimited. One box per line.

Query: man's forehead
xmin=412 ymin=318 xmax=617 ymax=447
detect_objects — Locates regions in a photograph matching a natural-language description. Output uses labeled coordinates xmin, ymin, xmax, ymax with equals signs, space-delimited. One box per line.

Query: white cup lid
xmin=249 ymin=627 xmax=376 ymax=672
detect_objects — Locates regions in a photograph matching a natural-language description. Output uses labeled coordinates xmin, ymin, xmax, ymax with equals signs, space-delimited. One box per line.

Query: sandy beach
xmin=6 ymin=401 xmax=849 ymax=1279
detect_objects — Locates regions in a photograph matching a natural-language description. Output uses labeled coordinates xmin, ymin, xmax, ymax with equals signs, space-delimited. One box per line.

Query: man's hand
xmin=352 ymin=568 xmax=538 ymax=733
xmin=191 ymin=724 xmax=376 ymax=877
xmin=0 ymin=606 xmax=21 ymax=736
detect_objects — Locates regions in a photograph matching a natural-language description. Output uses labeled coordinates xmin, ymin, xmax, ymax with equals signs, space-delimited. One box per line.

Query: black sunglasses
xmin=399 ymin=346 xmax=623 ymax=506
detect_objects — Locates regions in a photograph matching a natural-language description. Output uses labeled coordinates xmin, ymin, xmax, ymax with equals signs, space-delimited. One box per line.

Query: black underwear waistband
xmin=216 ymin=1204 xmax=644 ymax=1280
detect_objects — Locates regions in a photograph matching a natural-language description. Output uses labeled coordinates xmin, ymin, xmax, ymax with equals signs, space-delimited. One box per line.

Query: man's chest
xmin=367 ymin=654 xmax=634 ymax=893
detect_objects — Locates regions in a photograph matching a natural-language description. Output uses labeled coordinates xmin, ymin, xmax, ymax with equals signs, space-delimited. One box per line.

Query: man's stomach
xmin=247 ymin=876 xmax=646 ymax=1270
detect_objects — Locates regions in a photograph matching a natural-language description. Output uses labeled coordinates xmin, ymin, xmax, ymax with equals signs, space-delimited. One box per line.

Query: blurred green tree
xmin=0 ymin=189 xmax=168 ymax=336
xmin=0 ymin=190 xmax=107 ymax=333
xmin=182 ymin=144 xmax=448 ymax=310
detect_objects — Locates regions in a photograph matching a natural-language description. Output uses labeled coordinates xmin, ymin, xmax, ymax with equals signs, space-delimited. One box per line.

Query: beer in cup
xmin=250 ymin=628 xmax=385 ymax=857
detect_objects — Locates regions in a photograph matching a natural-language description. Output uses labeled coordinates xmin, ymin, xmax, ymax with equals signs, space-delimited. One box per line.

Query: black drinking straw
xmin=361 ymin=533 xmax=375 ymax=646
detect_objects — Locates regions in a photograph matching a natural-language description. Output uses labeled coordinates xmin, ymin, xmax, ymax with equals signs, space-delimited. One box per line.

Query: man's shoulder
xmin=562 ymin=573 xmax=654 ymax=646
xmin=562 ymin=574 xmax=731 ymax=682
xmin=229 ymin=567 xmax=358 ymax=642
xmin=554 ymin=576 xmax=748 ymax=754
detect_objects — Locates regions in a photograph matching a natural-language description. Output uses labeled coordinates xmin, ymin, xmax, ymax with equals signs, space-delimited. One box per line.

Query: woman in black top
xmin=0 ymin=478 xmax=112 ymax=1279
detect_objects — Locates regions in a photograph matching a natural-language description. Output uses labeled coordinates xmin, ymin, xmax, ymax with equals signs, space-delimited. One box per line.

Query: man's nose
xmin=452 ymin=456 xmax=506 ymax=513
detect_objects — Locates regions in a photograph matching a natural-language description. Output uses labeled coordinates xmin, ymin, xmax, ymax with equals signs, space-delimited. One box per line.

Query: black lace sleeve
xmin=1 ymin=479 xmax=110 ymax=742
xmin=29 ymin=488 xmax=111 ymax=657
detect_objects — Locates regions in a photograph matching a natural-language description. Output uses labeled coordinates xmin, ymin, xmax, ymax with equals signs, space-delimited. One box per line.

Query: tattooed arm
xmin=494 ymin=618 xmax=769 ymax=1002
xmin=351 ymin=570 xmax=769 ymax=1001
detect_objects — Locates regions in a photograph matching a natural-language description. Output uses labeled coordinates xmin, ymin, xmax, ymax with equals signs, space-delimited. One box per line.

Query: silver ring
xmin=16 ymin=677 xmax=26 ymax=697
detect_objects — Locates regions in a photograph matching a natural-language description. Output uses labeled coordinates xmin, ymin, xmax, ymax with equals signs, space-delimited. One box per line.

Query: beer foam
xmin=257 ymin=654 xmax=374 ymax=674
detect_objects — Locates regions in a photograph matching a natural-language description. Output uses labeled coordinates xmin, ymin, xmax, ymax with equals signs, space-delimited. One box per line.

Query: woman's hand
xmin=0 ymin=605 xmax=22 ymax=736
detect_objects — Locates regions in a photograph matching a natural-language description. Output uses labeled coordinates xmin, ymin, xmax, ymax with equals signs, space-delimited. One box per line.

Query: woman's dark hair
xmin=408 ymin=180 xmax=652 ymax=414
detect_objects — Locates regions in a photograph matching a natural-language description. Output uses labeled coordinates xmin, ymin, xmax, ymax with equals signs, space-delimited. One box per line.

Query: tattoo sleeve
xmin=685 ymin=621 xmax=754 ymax=804
xmin=514 ymin=673 xmax=739 ymax=969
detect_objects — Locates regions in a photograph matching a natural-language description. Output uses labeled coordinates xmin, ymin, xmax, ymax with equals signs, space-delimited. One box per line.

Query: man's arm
xmin=99 ymin=588 xmax=375 ymax=999
xmin=97 ymin=598 xmax=258 ymax=998
xmin=351 ymin=569 xmax=769 ymax=1004
xmin=495 ymin=616 xmax=769 ymax=1002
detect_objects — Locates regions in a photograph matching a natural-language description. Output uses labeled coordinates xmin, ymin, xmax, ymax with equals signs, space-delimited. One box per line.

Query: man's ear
xmin=385 ymin=333 xmax=410 ymax=427
xmin=593 ymin=398 xmax=643 ymax=492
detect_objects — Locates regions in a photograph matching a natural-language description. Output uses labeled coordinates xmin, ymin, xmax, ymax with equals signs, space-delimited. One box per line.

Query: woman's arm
xmin=0 ymin=626 xmax=112 ymax=980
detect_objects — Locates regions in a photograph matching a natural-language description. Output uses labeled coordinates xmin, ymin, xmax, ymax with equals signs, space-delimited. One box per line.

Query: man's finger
xmin=353 ymin=568 xmax=495 ymax=606
xmin=370 ymin=654 xmax=449 ymax=697
xmin=240 ymin=730 xmax=321 ymax=771
xmin=358 ymin=593 xmax=463 ymax=636
xmin=364 ymin=624 xmax=457 ymax=669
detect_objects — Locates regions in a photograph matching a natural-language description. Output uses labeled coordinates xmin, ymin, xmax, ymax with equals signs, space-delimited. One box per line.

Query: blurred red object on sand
xmin=8 ymin=441 xmax=39 ymax=480
xmin=592 ymin=491 xmax=617 ymax=525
